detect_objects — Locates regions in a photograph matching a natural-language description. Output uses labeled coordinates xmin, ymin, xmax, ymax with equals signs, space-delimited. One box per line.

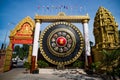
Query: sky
xmin=0 ymin=0 xmax=120 ymax=47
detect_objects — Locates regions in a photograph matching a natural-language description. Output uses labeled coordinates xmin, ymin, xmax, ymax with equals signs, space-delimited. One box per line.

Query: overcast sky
xmin=0 ymin=0 xmax=120 ymax=47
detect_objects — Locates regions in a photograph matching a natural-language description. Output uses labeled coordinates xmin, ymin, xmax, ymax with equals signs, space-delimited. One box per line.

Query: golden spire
xmin=93 ymin=6 xmax=119 ymax=49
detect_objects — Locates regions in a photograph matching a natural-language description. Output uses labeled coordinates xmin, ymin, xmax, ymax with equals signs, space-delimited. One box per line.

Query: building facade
xmin=93 ymin=6 xmax=119 ymax=62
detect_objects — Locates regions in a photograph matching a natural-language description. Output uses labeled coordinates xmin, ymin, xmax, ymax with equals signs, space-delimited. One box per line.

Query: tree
xmin=22 ymin=44 xmax=29 ymax=57
xmin=14 ymin=45 xmax=20 ymax=55
xmin=13 ymin=44 xmax=29 ymax=60
xmin=18 ymin=48 xmax=24 ymax=60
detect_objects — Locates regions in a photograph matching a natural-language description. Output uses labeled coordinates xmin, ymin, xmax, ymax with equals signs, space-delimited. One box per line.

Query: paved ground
xmin=0 ymin=68 xmax=103 ymax=80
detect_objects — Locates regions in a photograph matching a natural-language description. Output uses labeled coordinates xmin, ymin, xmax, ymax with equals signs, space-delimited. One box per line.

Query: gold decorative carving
xmin=34 ymin=19 xmax=41 ymax=23
xmin=4 ymin=16 xmax=35 ymax=71
xmin=40 ymin=21 xmax=84 ymax=65
xmin=47 ymin=28 xmax=76 ymax=57
xmin=92 ymin=6 xmax=119 ymax=62
xmin=4 ymin=42 xmax=13 ymax=71
xmin=93 ymin=6 xmax=119 ymax=49
xmin=58 ymin=12 xmax=66 ymax=16
xmin=10 ymin=16 xmax=35 ymax=38
xmin=82 ymin=19 xmax=89 ymax=23
xmin=34 ymin=12 xmax=90 ymax=23
xmin=28 ymin=45 xmax=32 ymax=64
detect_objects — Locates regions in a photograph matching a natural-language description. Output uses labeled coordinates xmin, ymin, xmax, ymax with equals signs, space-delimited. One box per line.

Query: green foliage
xmin=23 ymin=62 xmax=31 ymax=70
xmin=22 ymin=44 xmax=29 ymax=51
xmin=91 ymin=62 xmax=101 ymax=70
xmin=19 ymin=48 xmax=24 ymax=60
xmin=22 ymin=44 xmax=29 ymax=57
xmin=114 ymin=60 xmax=120 ymax=77
xmin=13 ymin=44 xmax=29 ymax=60
xmin=12 ymin=54 xmax=17 ymax=58
xmin=73 ymin=60 xmax=84 ymax=68
xmin=14 ymin=45 xmax=20 ymax=55
xmin=37 ymin=60 xmax=49 ymax=68
xmin=102 ymin=49 xmax=120 ymax=69
xmin=101 ymin=49 xmax=120 ymax=78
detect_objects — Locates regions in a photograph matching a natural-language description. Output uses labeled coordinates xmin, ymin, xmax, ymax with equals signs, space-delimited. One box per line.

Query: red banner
xmin=12 ymin=39 xmax=33 ymax=44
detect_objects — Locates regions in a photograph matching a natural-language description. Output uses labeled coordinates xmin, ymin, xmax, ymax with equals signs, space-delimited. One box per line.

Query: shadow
xmin=22 ymin=71 xmax=30 ymax=74
xmin=52 ymin=69 xmax=103 ymax=80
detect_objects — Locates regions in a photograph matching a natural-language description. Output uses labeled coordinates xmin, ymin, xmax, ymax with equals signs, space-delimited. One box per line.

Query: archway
xmin=4 ymin=17 xmax=35 ymax=71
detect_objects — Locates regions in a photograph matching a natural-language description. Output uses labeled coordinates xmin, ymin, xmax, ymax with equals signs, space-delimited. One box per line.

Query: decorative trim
xmin=47 ymin=28 xmax=76 ymax=57
xmin=35 ymin=19 xmax=41 ymax=23
xmin=40 ymin=21 xmax=84 ymax=65
xmin=82 ymin=19 xmax=89 ymax=23
xmin=34 ymin=12 xmax=90 ymax=23
xmin=10 ymin=16 xmax=35 ymax=37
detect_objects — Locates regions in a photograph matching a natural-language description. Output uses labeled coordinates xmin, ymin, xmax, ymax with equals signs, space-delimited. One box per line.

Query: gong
xmin=40 ymin=22 xmax=84 ymax=65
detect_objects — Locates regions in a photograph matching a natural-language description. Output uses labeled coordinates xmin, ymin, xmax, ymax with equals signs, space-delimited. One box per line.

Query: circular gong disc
xmin=40 ymin=22 xmax=84 ymax=65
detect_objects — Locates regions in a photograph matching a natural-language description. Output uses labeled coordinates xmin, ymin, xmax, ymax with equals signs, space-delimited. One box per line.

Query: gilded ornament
xmin=40 ymin=21 xmax=84 ymax=65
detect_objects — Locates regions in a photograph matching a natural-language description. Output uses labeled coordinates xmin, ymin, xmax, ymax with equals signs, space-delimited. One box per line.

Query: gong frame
xmin=31 ymin=12 xmax=91 ymax=69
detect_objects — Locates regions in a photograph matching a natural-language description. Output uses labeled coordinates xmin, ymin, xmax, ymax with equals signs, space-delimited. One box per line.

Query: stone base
xmin=38 ymin=68 xmax=86 ymax=74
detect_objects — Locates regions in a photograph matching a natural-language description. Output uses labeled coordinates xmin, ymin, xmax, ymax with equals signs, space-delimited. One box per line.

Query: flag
xmin=55 ymin=6 xmax=58 ymax=9
xmin=63 ymin=5 xmax=66 ymax=9
xmin=37 ymin=6 xmax=40 ymax=10
xmin=66 ymin=6 xmax=68 ymax=9
xmin=46 ymin=6 xmax=49 ymax=10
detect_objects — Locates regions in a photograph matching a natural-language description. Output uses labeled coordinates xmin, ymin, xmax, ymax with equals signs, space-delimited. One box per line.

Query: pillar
xmin=4 ymin=42 xmax=14 ymax=71
xmin=28 ymin=45 xmax=32 ymax=64
xmin=31 ymin=19 xmax=41 ymax=72
xmin=82 ymin=19 xmax=92 ymax=67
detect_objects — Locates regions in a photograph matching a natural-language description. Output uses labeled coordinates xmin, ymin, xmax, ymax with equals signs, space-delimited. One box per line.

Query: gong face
xmin=47 ymin=28 xmax=76 ymax=57
xmin=40 ymin=22 xmax=84 ymax=65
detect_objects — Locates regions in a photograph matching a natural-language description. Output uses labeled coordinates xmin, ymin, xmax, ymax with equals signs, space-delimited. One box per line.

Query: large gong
xmin=40 ymin=22 xmax=84 ymax=65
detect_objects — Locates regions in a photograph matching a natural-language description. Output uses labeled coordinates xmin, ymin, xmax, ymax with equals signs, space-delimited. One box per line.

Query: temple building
xmin=92 ymin=6 xmax=119 ymax=62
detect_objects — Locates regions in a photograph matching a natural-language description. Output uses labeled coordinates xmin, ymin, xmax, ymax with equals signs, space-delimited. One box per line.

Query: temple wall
xmin=0 ymin=50 xmax=5 ymax=73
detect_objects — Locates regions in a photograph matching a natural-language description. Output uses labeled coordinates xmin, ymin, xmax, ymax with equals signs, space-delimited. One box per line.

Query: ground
xmin=0 ymin=68 xmax=104 ymax=80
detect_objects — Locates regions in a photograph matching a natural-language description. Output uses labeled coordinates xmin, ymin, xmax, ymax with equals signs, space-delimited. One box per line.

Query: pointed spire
xmin=94 ymin=6 xmax=117 ymax=27
xmin=93 ymin=6 xmax=119 ymax=49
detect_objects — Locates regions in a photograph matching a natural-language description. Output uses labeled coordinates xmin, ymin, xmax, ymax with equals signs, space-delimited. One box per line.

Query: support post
xmin=30 ymin=56 xmax=36 ymax=73
xmin=4 ymin=42 xmax=14 ymax=71
xmin=82 ymin=19 xmax=92 ymax=67
xmin=31 ymin=19 xmax=41 ymax=73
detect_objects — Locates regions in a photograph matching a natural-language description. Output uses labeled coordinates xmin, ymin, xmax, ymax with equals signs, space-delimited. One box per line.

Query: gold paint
xmin=10 ymin=16 xmax=35 ymax=37
xmin=35 ymin=19 xmax=41 ymax=23
xmin=47 ymin=28 xmax=76 ymax=57
xmin=28 ymin=45 xmax=32 ymax=64
xmin=58 ymin=12 xmax=66 ymax=16
xmin=34 ymin=12 xmax=90 ymax=23
xmin=93 ymin=6 xmax=119 ymax=49
xmin=82 ymin=19 xmax=89 ymax=23
xmin=93 ymin=6 xmax=119 ymax=62
xmin=40 ymin=21 xmax=84 ymax=65
xmin=4 ymin=42 xmax=13 ymax=71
